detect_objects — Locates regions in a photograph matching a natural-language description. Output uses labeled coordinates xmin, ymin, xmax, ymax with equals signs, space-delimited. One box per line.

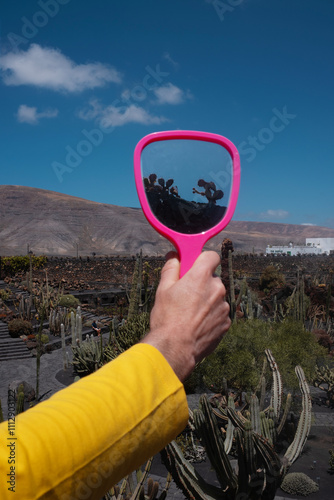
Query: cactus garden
xmin=0 ymin=246 xmax=334 ymax=499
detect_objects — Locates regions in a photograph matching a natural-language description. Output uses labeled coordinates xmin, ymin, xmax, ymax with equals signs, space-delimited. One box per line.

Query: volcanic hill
xmin=1 ymin=185 xmax=334 ymax=256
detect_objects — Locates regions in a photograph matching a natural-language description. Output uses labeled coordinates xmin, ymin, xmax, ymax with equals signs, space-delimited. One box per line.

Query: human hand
xmin=142 ymin=251 xmax=231 ymax=381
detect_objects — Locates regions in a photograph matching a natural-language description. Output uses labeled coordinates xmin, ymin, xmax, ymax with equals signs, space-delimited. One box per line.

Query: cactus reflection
xmin=143 ymin=174 xmax=226 ymax=234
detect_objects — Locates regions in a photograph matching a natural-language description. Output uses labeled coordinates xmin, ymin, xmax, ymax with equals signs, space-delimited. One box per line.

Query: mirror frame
xmin=134 ymin=130 xmax=241 ymax=276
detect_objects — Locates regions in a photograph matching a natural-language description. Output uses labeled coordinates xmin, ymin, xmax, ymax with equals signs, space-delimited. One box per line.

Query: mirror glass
xmin=141 ymin=139 xmax=233 ymax=234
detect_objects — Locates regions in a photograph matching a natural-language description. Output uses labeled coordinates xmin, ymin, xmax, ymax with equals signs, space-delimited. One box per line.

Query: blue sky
xmin=0 ymin=0 xmax=333 ymax=228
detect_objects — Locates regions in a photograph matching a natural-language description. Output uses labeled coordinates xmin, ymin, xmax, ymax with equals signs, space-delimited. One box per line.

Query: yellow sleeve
xmin=0 ymin=343 xmax=188 ymax=499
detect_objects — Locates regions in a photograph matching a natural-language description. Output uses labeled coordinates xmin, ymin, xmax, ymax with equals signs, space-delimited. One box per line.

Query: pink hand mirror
xmin=134 ymin=130 xmax=240 ymax=277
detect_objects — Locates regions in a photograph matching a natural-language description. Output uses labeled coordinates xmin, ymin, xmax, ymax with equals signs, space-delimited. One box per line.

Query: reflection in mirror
xmin=141 ymin=139 xmax=233 ymax=234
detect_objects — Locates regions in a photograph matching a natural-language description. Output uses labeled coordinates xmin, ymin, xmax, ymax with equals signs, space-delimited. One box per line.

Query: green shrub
xmin=259 ymin=264 xmax=285 ymax=291
xmin=0 ymin=289 xmax=10 ymax=301
xmin=2 ymin=255 xmax=47 ymax=276
xmin=8 ymin=319 xmax=33 ymax=338
xmin=270 ymin=320 xmax=327 ymax=388
xmin=58 ymin=294 xmax=80 ymax=308
xmin=202 ymin=319 xmax=328 ymax=392
xmin=280 ymin=473 xmax=319 ymax=495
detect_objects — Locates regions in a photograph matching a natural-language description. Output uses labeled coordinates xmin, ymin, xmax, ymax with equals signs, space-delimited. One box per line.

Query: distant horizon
xmin=1 ymin=183 xmax=334 ymax=233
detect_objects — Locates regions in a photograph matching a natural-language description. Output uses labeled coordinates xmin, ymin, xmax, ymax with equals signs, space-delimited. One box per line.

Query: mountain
xmin=1 ymin=185 xmax=334 ymax=256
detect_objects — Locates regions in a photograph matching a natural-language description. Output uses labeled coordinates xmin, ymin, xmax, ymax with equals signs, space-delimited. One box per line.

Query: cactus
xmin=280 ymin=473 xmax=319 ymax=496
xmin=127 ymin=252 xmax=142 ymax=320
xmin=18 ymin=293 xmax=33 ymax=320
xmin=313 ymin=364 xmax=334 ymax=407
xmin=71 ymin=335 xmax=117 ymax=377
xmin=61 ymin=323 xmax=67 ymax=370
xmin=273 ymin=294 xmax=277 ymax=321
xmin=72 ymin=336 xmax=103 ymax=376
xmin=163 ymin=350 xmax=312 ymax=500
xmin=265 ymin=348 xmax=283 ymax=418
xmin=69 ymin=306 xmax=82 ymax=345
xmin=250 ymin=393 xmax=261 ymax=434
xmin=75 ymin=306 xmax=82 ymax=343
xmin=228 ymin=250 xmax=236 ymax=321
xmin=32 ymin=271 xmax=63 ymax=317
xmin=235 ymin=278 xmax=262 ymax=321
xmin=71 ymin=310 xmax=76 ymax=346
xmin=247 ymin=288 xmax=254 ymax=320
xmin=255 ymin=357 xmax=267 ymax=411
xmin=16 ymin=384 xmax=25 ymax=415
xmin=284 ymin=270 xmax=309 ymax=322
xmin=283 ymin=365 xmax=312 ymax=466
xmin=162 ymin=395 xmax=282 ymax=499
xmin=49 ymin=306 xmax=69 ymax=336
xmin=115 ymin=313 xmax=150 ymax=353
xmin=223 ymin=396 xmax=235 ymax=454
xmin=104 ymin=458 xmax=171 ymax=500
xmin=35 ymin=304 xmax=46 ymax=401
xmin=277 ymin=393 xmax=292 ymax=436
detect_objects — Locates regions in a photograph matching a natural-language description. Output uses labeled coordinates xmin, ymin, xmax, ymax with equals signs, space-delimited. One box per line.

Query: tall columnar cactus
xmin=18 ymin=294 xmax=33 ymax=320
xmin=49 ymin=306 xmax=69 ymax=336
xmin=273 ymin=294 xmax=277 ymax=321
xmin=265 ymin=348 xmax=283 ymax=418
xmin=236 ymin=279 xmax=262 ymax=320
xmin=75 ymin=306 xmax=82 ymax=343
xmin=283 ymin=366 xmax=312 ymax=466
xmin=61 ymin=323 xmax=67 ymax=370
xmin=285 ymin=270 xmax=308 ymax=322
xmin=16 ymin=384 xmax=25 ymax=415
xmin=224 ymin=396 xmax=235 ymax=454
xmin=162 ymin=351 xmax=312 ymax=500
xmin=228 ymin=250 xmax=236 ymax=321
xmin=162 ymin=395 xmax=282 ymax=500
xmin=35 ymin=304 xmax=46 ymax=401
xmin=247 ymin=288 xmax=254 ymax=320
xmin=71 ymin=310 xmax=76 ymax=346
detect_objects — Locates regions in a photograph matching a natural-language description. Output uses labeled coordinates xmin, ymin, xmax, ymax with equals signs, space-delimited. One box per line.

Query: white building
xmin=306 ymin=238 xmax=334 ymax=255
xmin=266 ymin=238 xmax=334 ymax=256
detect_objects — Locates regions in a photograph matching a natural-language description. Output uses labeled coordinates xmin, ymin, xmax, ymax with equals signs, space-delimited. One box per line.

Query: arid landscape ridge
xmin=1 ymin=185 xmax=334 ymax=257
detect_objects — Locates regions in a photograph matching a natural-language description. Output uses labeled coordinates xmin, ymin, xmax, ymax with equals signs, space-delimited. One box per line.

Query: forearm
xmin=0 ymin=344 xmax=188 ymax=500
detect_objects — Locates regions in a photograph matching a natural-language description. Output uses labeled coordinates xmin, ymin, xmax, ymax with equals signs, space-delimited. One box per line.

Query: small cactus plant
xmin=104 ymin=458 xmax=172 ymax=500
xmin=280 ymin=472 xmax=319 ymax=496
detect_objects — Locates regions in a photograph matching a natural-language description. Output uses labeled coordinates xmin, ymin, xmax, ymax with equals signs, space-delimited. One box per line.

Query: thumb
xmin=159 ymin=251 xmax=180 ymax=290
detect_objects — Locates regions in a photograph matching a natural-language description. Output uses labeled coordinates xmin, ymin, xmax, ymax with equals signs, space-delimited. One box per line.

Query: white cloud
xmin=17 ymin=104 xmax=58 ymax=124
xmin=0 ymin=44 xmax=122 ymax=92
xmin=301 ymin=223 xmax=316 ymax=226
xmin=153 ymin=83 xmax=192 ymax=105
xmin=260 ymin=209 xmax=289 ymax=220
xmin=78 ymin=99 xmax=168 ymax=128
